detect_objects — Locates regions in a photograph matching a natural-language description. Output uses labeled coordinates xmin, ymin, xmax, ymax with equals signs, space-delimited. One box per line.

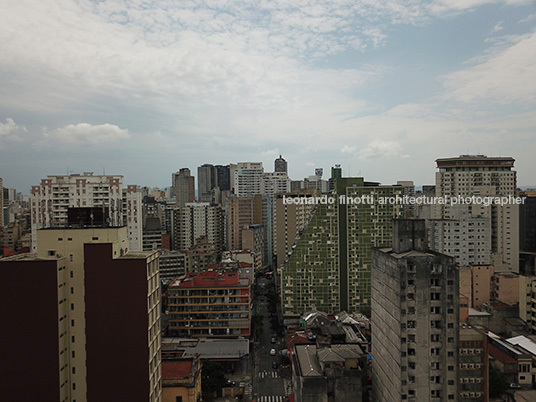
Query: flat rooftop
xmin=162 ymin=338 xmax=249 ymax=360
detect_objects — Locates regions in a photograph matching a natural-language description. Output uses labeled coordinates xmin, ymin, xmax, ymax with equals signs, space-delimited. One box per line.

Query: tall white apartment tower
xmin=230 ymin=162 xmax=264 ymax=196
xmin=435 ymin=155 xmax=519 ymax=272
xmin=30 ymin=173 xmax=143 ymax=252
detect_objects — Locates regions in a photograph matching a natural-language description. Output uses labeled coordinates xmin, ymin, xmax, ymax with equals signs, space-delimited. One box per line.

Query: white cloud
xmin=0 ymin=118 xmax=27 ymax=137
xmin=429 ymin=0 xmax=531 ymax=14
xmin=492 ymin=22 xmax=504 ymax=33
xmin=341 ymin=145 xmax=357 ymax=154
xmin=42 ymin=123 xmax=130 ymax=146
xmin=442 ymin=31 xmax=536 ymax=103
xmin=357 ymin=140 xmax=405 ymax=159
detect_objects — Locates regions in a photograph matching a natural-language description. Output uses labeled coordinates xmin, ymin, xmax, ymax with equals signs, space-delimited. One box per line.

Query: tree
xmin=201 ymin=361 xmax=227 ymax=395
xmin=489 ymin=364 xmax=509 ymax=398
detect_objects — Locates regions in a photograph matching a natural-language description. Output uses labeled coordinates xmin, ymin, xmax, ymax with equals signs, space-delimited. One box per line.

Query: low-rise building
xmin=292 ymin=344 xmax=365 ymax=402
xmin=162 ymin=357 xmax=202 ymax=402
xmin=167 ymin=270 xmax=251 ymax=338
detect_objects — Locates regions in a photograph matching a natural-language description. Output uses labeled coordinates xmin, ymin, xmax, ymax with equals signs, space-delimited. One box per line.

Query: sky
xmin=1 ymin=0 xmax=535 ymax=193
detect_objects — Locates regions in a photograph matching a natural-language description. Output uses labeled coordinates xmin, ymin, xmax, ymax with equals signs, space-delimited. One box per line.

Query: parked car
xmin=270 ymin=348 xmax=276 ymax=356
xmin=270 ymin=337 xmax=276 ymax=344
xmin=510 ymin=383 xmax=522 ymax=389
xmin=272 ymin=361 xmax=279 ymax=369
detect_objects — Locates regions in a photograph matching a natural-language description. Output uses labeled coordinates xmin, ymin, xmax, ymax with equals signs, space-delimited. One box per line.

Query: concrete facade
xmin=371 ymin=220 xmax=459 ymax=402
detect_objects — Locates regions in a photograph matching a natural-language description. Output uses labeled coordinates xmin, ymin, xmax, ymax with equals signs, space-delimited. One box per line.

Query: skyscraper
xmin=274 ymin=155 xmax=287 ymax=173
xmin=215 ymin=164 xmax=231 ymax=192
xmin=372 ymin=219 xmax=459 ymax=401
xmin=172 ymin=168 xmax=195 ymax=207
xmin=434 ymin=155 xmax=519 ymax=272
xmin=280 ymin=178 xmax=403 ymax=316
xmin=198 ymin=164 xmax=217 ymax=203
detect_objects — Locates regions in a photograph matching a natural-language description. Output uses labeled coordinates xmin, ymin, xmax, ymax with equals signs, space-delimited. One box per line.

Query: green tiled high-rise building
xmin=280 ymin=178 xmax=403 ymax=316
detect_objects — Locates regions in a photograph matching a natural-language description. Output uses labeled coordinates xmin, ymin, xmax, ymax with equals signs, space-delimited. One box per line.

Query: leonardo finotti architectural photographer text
xmin=282 ymin=194 xmax=526 ymax=206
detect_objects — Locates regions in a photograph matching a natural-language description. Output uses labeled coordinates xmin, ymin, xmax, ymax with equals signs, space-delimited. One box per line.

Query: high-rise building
xmin=427 ymin=206 xmax=491 ymax=267
xmin=0 ymin=226 xmax=161 ymax=401
xmin=280 ymin=178 xmax=403 ymax=316
xmin=397 ymin=181 xmax=415 ymax=218
xmin=123 ymin=184 xmax=143 ymax=251
xmin=172 ymin=168 xmax=195 ymax=207
xmin=230 ymin=162 xmax=264 ymax=196
xmin=262 ymin=172 xmax=291 ymax=196
xmin=520 ymin=191 xmax=536 ymax=253
xmin=274 ymin=155 xmax=288 ymax=173
xmin=226 ymin=196 xmax=262 ymax=252
xmin=262 ymin=172 xmax=291 ymax=263
xmin=274 ymin=190 xmax=319 ymax=268
xmin=30 ymin=173 xmax=143 ymax=252
xmin=435 ymin=155 xmax=519 ymax=272
xmin=329 ymin=164 xmax=342 ymax=191
xmin=171 ymin=202 xmax=224 ymax=256
xmin=215 ymin=164 xmax=231 ymax=192
xmin=198 ymin=164 xmax=217 ymax=203
xmin=371 ymin=219 xmax=459 ymax=402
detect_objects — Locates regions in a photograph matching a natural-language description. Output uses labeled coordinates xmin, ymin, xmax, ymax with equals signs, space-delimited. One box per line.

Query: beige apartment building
xmin=435 ymin=155 xmax=519 ymax=272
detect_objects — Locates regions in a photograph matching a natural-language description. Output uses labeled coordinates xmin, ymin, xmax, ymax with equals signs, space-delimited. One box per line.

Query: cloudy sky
xmin=1 ymin=0 xmax=535 ymax=192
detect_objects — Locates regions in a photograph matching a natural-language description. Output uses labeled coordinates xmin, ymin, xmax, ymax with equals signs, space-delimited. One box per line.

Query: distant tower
xmin=197 ymin=164 xmax=216 ymax=203
xmin=172 ymin=168 xmax=195 ymax=207
xmin=329 ymin=165 xmax=342 ymax=191
xmin=274 ymin=155 xmax=287 ymax=174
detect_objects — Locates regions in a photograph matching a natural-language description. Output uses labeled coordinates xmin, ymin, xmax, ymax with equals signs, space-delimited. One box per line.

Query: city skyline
xmin=1 ymin=1 xmax=536 ymax=191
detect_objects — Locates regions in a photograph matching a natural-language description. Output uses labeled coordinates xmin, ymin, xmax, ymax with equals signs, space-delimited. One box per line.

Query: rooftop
xmin=162 ymin=360 xmax=193 ymax=379
xmin=169 ymin=270 xmax=249 ymax=288
xmin=162 ymin=337 xmax=249 ymax=360
xmin=489 ymin=343 xmax=517 ymax=364
xmin=507 ymin=336 xmax=536 ymax=357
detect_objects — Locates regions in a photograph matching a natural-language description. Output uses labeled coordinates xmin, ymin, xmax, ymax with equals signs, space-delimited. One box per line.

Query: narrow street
xmin=253 ymin=276 xmax=287 ymax=402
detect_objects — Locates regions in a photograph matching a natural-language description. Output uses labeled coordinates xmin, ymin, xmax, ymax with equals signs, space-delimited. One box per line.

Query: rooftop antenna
xmin=103 ymin=165 xmax=106 ymax=175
